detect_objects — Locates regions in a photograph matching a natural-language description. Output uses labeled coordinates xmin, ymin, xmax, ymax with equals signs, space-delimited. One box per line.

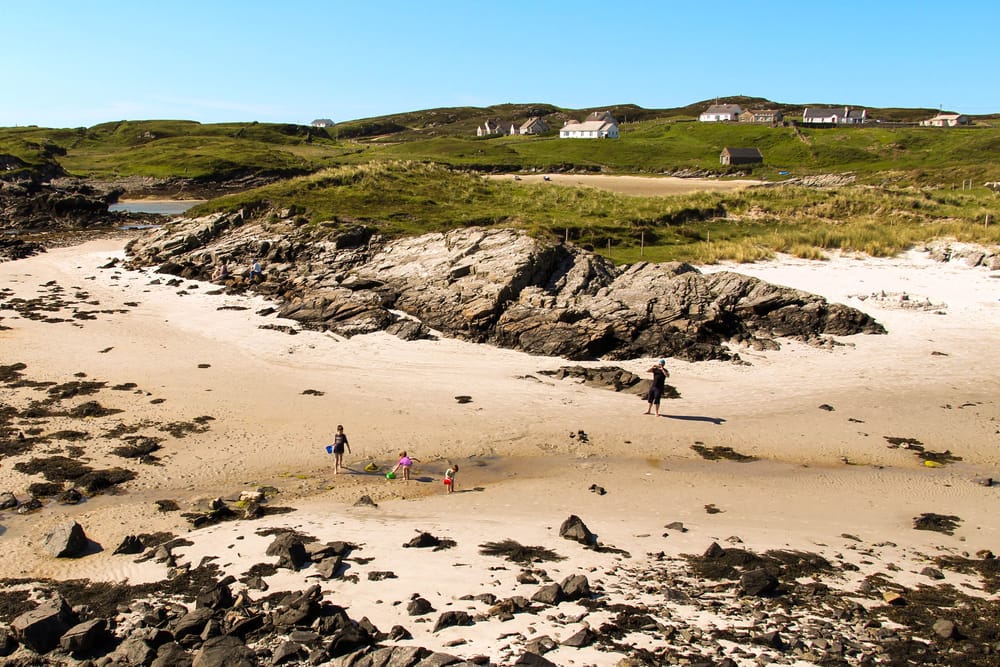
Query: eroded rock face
xmin=125 ymin=213 xmax=885 ymax=360
xmin=0 ymin=179 xmax=118 ymax=231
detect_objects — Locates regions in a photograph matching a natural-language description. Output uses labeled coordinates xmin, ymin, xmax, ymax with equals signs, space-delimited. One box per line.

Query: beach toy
xmin=325 ymin=445 xmax=333 ymax=454
xmin=923 ymin=460 xmax=942 ymax=468
xmin=386 ymin=471 xmax=396 ymax=480
xmin=443 ymin=478 xmax=452 ymax=486
xmin=364 ymin=462 xmax=379 ymax=472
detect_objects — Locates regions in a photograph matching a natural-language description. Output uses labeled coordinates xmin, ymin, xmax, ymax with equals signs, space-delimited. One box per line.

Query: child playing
xmin=392 ymin=451 xmax=419 ymax=481
xmin=331 ymin=425 xmax=350 ymax=475
xmin=444 ymin=464 xmax=458 ymax=493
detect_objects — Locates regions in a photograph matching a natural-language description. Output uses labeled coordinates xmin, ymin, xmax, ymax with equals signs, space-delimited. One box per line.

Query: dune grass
xmin=188 ymin=162 xmax=1000 ymax=264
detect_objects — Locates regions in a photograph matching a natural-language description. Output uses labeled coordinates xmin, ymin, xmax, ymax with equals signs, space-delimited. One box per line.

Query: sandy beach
xmin=492 ymin=173 xmax=761 ymax=196
xmin=1 ymin=237 xmax=999 ymax=664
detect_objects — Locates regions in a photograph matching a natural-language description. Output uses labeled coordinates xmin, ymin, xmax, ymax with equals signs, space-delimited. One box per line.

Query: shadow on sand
xmin=662 ymin=414 xmax=727 ymax=425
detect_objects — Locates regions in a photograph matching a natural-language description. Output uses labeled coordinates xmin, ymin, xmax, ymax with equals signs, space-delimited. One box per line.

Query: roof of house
xmin=722 ymin=147 xmax=763 ymax=158
xmin=745 ymin=109 xmax=781 ymax=115
xmin=520 ymin=116 xmax=548 ymax=130
xmin=585 ymin=111 xmax=616 ymax=123
xmin=561 ymin=120 xmax=616 ymax=133
xmin=310 ymin=118 xmax=335 ymax=126
xmin=702 ymin=104 xmax=742 ymax=115
xmin=927 ymin=113 xmax=964 ymax=120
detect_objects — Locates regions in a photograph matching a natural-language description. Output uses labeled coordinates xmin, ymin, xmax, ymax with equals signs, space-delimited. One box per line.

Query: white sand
xmin=1 ymin=239 xmax=999 ymax=662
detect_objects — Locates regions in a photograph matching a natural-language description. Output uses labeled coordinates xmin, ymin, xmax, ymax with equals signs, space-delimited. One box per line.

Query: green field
xmin=2 ymin=98 xmax=999 ymax=262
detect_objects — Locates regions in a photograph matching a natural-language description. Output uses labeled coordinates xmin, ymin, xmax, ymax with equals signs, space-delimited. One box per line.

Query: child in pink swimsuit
xmin=392 ymin=451 xmax=420 ymax=480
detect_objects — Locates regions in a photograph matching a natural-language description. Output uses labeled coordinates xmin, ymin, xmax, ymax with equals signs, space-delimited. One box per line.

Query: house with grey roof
xmin=477 ymin=119 xmax=517 ymax=137
xmin=720 ymin=147 xmax=763 ymax=166
xmin=519 ymin=116 xmax=550 ymax=135
xmin=739 ymin=109 xmax=783 ymax=125
xmin=802 ymin=107 xmax=867 ymax=125
xmin=310 ymin=118 xmax=335 ymax=127
xmin=699 ymin=104 xmax=743 ymax=122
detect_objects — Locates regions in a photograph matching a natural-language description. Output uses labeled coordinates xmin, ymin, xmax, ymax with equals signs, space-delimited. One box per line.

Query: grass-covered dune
xmin=190 ymin=162 xmax=1000 ymax=264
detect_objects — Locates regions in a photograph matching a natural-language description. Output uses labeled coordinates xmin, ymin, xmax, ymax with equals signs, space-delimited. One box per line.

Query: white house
xmin=802 ymin=107 xmax=867 ymax=125
xmin=920 ymin=113 xmax=969 ymax=127
xmin=699 ymin=104 xmax=742 ymax=122
xmin=310 ymin=118 xmax=335 ymax=127
xmin=559 ymin=111 xmax=619 ymax=139
xmin=476 ymin=119 xmax=517 ymax=137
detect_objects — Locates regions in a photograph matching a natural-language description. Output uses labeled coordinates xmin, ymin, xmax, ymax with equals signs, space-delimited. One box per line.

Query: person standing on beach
xmin=331 ymin=424 xmax=350 ymax=474
xmin=644 ymin=359 xmax=669 ymax=416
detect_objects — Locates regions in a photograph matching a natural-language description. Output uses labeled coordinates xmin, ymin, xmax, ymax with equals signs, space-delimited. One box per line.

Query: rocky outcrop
xmin=0 ymin=179 xmax=119 ymax=231
xmin=125 ymin=212 xmax=885 ymax=361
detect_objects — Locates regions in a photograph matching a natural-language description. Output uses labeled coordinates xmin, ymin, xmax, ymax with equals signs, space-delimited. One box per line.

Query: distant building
xmin=802 ymin=107 xmax=867 ymax=125
xmin=476 ymin=119 xmax=517 ymax=137
xmin=920 ymin=113 xmax=969 ymax=127
xmin=739 ymin=109 xmax=783 ymax=125
xmin=699 ymin=104 xmax=743 ymax=122
xmin=720 ymin=147 xmax=763 ymax=166
xmin=519 ymin=116 xmax=550 ymax=135
xmin=310 ymin=118 xmax=335 ymax=127
xmin=559 ymin=111 xmax=619 ymax=139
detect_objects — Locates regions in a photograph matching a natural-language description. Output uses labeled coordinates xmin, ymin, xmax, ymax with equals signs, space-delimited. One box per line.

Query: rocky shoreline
xmin=123 ymin=210 xmax=885 ymax=362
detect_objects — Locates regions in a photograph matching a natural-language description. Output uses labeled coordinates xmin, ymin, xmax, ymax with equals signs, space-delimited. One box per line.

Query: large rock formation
xmin=0 ymin=179 xmax=120 ymax=231
xmin=125 ymin=211 xmax=885 ymax=361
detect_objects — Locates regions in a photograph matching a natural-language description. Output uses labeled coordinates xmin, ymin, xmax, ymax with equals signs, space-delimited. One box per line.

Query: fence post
xmin=640 ymin=231 xmax=644 ymax=257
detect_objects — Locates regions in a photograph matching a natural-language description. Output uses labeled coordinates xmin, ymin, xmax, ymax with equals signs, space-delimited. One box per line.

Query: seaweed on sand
xmin=479 ymin=539 xmax=565 ymax=563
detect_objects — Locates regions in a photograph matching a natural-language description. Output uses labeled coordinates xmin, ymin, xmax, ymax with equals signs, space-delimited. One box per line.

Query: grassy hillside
xmin=3 ymin=99 xmax=999 ymax=185
xmin=188 ymin=162 xmax=1000 ymax=264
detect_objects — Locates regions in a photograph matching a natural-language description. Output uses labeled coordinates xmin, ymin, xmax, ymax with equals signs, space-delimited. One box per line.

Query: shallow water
xmin=109 ymin=200 xmax=204 ymax=215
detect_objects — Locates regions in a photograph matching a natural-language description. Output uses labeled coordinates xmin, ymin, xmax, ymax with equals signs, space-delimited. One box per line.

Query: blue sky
xmin=2 ymin=1 xmax=995 ymax=128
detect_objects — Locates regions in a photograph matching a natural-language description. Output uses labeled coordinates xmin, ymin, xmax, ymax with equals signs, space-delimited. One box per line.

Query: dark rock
xmin=59 ymin=618 xmax=109 ymax=656
xmin=113 ymin=635 xmax=157 ymax=665
xmin=151 ymin=642 xmax=193 ymax=667
xmin=271 ymin=640 xmax=309 ymax=665
xmin=559 ymin=574 xmax=591 ymax=601
xmin=531 ymin=583 xmax=564 ymax=605
xmin=407 ymin=597 xmax=435 ymax=616
xmin=561 ymin=626 xmax=596 ymax=647
xmin=43 ymin=520 xmax=90 ymax=558
xmin=114 ymin=534 xmax=146 ymax=555
xmin=921 ymin=566 xmax=945 ymax=580
xmin=125 ymin=225 xmax=884 ymax=362
xmin=404 ymin=532 xmax=443 ymax=548
xmin=432 ymin=611 xmax=474 ymax=633
xmin=514 ymin=650 xmax=559 ymax=666
xmin=0 ymin=628 xmax=16 ymax=657
xmin=192 ymin=634 xmax=257 ymax=667
xmin=196 ymin=577 xmax=235 ymax=610
xmin=0 ymin=491 xmax=18 ymax=509
xmin=265 ymin=533 xmax=310 ymax=570
xmin=172 ymin=607 xmax=215 ymax=640
xmin=739 ymin=568 xmax=779 ymax=597
xmin=11 ymin=596 xmax=79 ymax=653
xmin=312 ymin=556 xmax=344 ymax=579
xmin=558 ymin=515 xmax=596 ymax=546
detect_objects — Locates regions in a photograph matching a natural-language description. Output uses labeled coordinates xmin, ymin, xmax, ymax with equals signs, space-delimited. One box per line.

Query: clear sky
xmin=2 ymin=0 xmax=995 ymax=128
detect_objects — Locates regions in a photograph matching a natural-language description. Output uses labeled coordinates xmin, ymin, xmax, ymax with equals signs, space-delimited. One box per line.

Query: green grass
xmin=186 ymin=162 xmax=1000 ymax=264
xmin=4 ymin=104 xmax=1000 ymax=185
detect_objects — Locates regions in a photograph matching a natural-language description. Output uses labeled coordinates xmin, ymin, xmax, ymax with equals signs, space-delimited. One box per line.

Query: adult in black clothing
xmin=644 ymin=359 xmax=669 ymax=416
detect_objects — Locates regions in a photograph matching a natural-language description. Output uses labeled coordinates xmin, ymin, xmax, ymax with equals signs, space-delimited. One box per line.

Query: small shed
xmin=720 ymin=147 xmax=763 ymax=166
